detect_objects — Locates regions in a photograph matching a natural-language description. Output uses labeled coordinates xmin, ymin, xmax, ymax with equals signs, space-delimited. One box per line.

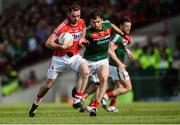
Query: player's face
xmin=121 ymin=22 xmax=131 ymax=34
xmin=90 ymin=17 xmax=103 ymax=30
xmin=68 ymin=10 xmax=81 ymax=25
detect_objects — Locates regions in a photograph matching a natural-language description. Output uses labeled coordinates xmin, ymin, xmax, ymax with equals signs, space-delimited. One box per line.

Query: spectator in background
xmin=174 ymin=36 xmax=180 ymax=60
xmin=131 ymin=43 xmax=142 ymax=70
xmin=161 ymin=65 xmax=180 ymax=97
xmin=0 ymin=42 xmax=9 ymax=75
xmin=24 ymin=70 xmax=38 ymax=88
xmin=11 ymin=37 xmax=27 ymax=70
xmin=155 ymin=42 xmax=172 ymax=71
xmin=36 ymin=19 xmax=49 ymax=45
xmin=25 ymin=28 xmax=42 ymax=64
xmin=1 ymin=63 xmax=22 ymax=96
xmin=139 ymin=42 xmax=157 ymax=70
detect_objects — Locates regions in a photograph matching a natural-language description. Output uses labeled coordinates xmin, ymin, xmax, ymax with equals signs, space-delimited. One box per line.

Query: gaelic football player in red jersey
xmin=29 ymin=4 xmax=90 ymax=117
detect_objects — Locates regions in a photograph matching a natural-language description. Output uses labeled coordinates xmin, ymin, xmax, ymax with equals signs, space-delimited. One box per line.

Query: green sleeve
xmin=85 ymin=25 xmax=91 ymax=40
xmin=111 ymin=34 xmax=122 ymax=45
xmin=103 ymin=20 xmax=111 ymax=27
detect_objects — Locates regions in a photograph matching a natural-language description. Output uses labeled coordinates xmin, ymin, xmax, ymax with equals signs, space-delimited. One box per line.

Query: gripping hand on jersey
xmin=79 ymin=38 xmax=90 ymax=47
xmin=122 ymin=35 xmax=133 ymax=46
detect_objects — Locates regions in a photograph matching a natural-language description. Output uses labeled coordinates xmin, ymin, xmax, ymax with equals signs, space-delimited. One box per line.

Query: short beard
xmin=68 ymin=18 xmax=77 ymax=25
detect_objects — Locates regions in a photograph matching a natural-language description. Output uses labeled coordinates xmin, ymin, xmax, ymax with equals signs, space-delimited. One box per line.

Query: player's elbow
xmin=45 ymin=41 xmax=52 ymax=48
xmin=108 ymin=48 xmax=114 ymax=56
xmin=45 ymin=42 xmax=49 ymax=48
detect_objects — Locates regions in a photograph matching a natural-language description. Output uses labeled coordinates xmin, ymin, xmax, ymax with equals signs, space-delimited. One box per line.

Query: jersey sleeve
xmin=85 ymin=25 xmax=91 ymax=40
xmin=111 ymin=33 xmax=123 ymax=46
xmin=52 ymin=19 xmax=68 ymax=38
xmin=103 ymin=20 xmax=111 ymax=27
xmin=81 ymin=19 xmax=86 ymax=29
xmin=53 ymin=27 xmax=64 ymax=39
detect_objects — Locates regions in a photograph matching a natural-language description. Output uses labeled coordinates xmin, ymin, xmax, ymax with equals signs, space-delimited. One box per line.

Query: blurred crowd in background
xmin=0 ymin=0 xmax=180 ymax=97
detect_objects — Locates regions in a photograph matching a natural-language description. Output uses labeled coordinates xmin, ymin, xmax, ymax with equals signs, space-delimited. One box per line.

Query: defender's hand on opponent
xmin=79 ymin=38 xmax=90 ymax=47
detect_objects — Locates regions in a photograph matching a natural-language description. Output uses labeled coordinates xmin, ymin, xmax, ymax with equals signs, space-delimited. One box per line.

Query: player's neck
xmin=68 ymin=18 xmax=78 ymax=26
xmin=96 ymin=25 xmax=102 ymax=30
xmin=70 ymin=23 xmax=78 ymax=26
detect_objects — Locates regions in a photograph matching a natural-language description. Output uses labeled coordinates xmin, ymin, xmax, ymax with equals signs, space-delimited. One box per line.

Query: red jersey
xmin=53 ymin=18 xmax=85 ymax=56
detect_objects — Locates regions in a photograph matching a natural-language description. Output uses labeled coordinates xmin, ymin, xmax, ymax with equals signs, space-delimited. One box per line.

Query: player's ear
xmin=101 ymin=17 xmax=104 ymax=22
xmin=119 ymin=25 xmax=123 ymax=29
xmin=67 ymin=12 xmax=70 ymax=17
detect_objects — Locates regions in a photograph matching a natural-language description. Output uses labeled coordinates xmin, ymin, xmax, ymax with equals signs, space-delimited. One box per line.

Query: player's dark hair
xmin=89 ymin=9 xmax=102 ymax=20
xmin=67 ymin=3 xmax=80 ymax=13
xmin=119 ymin=17 xmax=132 ymax=25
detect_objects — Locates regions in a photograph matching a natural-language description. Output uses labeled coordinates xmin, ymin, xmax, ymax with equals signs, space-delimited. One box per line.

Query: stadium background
xmin=0 ymin=0 xmax=180 ymax=104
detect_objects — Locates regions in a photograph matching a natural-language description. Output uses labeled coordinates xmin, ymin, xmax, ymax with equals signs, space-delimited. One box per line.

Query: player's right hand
xmin=118 ymin=63 xmax=127 ymax=72
xmin=79 ymin=38 xmax=90 ymax=47
xmin=122 ymin=35 xmax=133 ymax=46
xmin=126 ymin=48 xmax=133 ymax=60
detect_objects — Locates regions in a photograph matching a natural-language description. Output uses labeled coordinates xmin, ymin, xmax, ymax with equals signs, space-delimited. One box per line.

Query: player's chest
xmin=66 ymin=26 xmax=83 ymax=41
xmin=90 ymin=27 xmax=111 ymax=40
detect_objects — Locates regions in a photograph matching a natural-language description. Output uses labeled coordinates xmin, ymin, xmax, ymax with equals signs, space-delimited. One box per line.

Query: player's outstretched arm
xmin=111 ymin=23 xmax=124 ymax=36
xmin=111 ymin=23 xmax=133 ymax=44
xmin=79 ymin=26 xmax=89 ymax=47
xmin=45 ymin=34 xmax=70 ymax=50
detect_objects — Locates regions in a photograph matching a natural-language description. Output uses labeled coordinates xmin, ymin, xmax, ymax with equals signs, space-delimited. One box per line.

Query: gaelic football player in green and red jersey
xmin=102 ymin=17 xmax=133 ymax=112
xmin=83 ymin=9 xmax=130 ymax=117
xmin=77 ymin=17 xmax=133 ymax=114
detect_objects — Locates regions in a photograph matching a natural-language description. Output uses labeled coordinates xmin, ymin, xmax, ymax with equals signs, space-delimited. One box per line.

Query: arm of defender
xmin=111 ymin=23 xmax=133 ymax=44
xmin=79 ymin=26 xmax=89 ymax=47
xmin=111 ymin=23 xmax=124 ymax=36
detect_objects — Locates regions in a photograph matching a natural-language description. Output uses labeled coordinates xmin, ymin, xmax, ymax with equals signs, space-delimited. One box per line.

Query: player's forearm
xmin=125 ymin=47 xmax=131 ymax=53
xmin=108 ymin=48 xmax=124 ymax=66
xmin=45 ymin=34 xmax=67 ymax=50
xmin=45 ymin=41 xmax=66 ymax=50
xmin=111 ymin=23 xmax=124 ymax=35
xmin=82 ymin=27 xmax=86 ymax=39
xmin=125 ymin=47 xmax=133 ymax=59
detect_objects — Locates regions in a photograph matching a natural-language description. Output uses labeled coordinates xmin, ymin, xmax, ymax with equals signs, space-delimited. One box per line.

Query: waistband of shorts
xmin=53 ymin=51 xmax=78 ymax=57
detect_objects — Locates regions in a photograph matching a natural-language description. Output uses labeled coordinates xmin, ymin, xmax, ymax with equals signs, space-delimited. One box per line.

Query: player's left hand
xmin=79 ymin=38 xmax=90 ymax=47
xmin=118 ymin=63 xmax=127 ymax=72
xmin=126 ymin=48 xmax=133 ymax=60
xmin=122 ymin=35 xmax=133 ymax=46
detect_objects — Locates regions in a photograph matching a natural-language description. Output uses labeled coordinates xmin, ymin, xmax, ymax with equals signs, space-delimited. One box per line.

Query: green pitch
xmin=0 ymin=102 xmax=180 ymax=124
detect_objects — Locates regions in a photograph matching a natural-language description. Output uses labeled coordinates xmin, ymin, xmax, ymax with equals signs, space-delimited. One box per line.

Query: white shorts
xmin=89 ymin=72 xmax=100 ymax=83
xmin=47 ymin=54 xmax=87 ymax=79
xmin=87 ymin=58 xmax=109 ymax=76
xmin=89 ymin=65 xmax=130 ymax=83
xmin=109 ymin=65 xmax=130 ymax=81
xmin=87 ymin=58 xmax=108 ymax=83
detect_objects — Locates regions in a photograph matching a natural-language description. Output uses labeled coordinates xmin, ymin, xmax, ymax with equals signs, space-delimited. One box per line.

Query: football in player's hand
xmin=58 ymin=32 xmax=73 ymax=47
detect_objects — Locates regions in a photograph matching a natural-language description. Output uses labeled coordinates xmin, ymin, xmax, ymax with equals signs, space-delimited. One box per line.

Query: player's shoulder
xmin=111 ymin=33 xmax=122 ymax=43
xmin=86 ymin=24 xmax=92 ymax=30
xmin=78 ymin=19 xmax=85 ymax=22
xmin=56 ymin=19 xmax=69 ymax=30
xmin=78 ymin=19 xmax=85 ymax=25
xmin=103 ymin=20 xmax=111 ymax=24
